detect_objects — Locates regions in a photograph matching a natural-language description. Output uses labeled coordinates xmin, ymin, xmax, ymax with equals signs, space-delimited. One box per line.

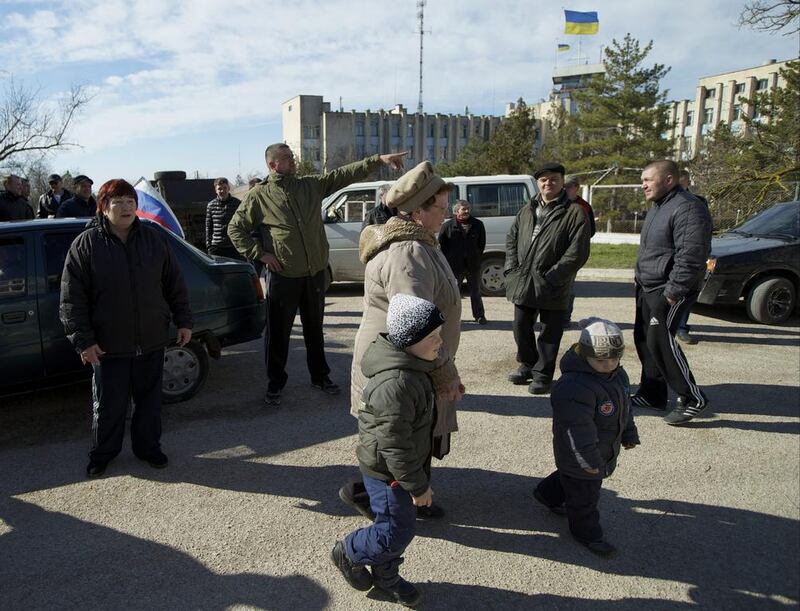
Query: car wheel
xmin=745 ymin=276 xmax=796 ymax=324
xmin=162 ymin=340 xmax=209 ymax=403
xmin=479 ymin=256 xmax=506 ymax=297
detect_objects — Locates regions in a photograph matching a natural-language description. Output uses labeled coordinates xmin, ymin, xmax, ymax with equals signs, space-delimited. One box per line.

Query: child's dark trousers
xmin=536 ymin=470 xmax=603 ymax=542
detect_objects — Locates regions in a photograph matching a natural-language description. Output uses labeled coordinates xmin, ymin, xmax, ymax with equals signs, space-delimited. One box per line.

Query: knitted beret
xmin=386 ymin=293 xmax=445 ymax=349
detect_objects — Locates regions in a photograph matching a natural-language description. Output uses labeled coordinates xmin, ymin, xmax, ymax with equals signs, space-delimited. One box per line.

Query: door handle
xmin=1 ymin=311 xmax=26 ymax=324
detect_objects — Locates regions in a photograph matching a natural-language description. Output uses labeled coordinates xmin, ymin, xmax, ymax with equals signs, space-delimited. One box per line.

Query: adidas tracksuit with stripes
xmin=633 ymin=186 xmax=713 ymax=409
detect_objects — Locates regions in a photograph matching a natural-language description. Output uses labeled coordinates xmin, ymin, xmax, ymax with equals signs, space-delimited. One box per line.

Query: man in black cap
xmin=38 ymin=174 xmax=73 ymax=218
xmin=57 ymin=175 xmax=96 ymax=217
xmin=504 ymin=162 xmax=591 ymax=395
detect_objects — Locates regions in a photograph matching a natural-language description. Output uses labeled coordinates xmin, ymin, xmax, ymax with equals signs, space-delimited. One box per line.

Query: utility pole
xmin=417 ymin=0 xmax=426 ymax=114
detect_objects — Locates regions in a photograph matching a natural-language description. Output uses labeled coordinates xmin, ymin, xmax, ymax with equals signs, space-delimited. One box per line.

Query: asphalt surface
xmin=1 ymin=279 xmax=799 ymax=610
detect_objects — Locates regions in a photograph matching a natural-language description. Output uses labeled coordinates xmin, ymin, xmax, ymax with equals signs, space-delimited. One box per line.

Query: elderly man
xmin=505 ymin=162 xmax=591 ymax=395
xmin=228 ymin=143 xmax=406 ymax=405
xmin=57 ymin=175 xmax=96 ymax=217
xmin=0 ymin=174 xmax=34 ymax=221
xmin=361 ymin=183 xmax=395 ymax=230
xmin=205 ymin=177 xmax=242 ymax=259
xmin=38 ymin=173 xmax=73 ymax=218
xmin=632 ymin=160 xmax=712 ymax=425
xmin=438 ymin=199 xmax=487 ymax=324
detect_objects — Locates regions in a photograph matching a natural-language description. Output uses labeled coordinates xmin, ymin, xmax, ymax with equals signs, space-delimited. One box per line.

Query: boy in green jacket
xmin=331 ymin=294 xmax=444 ymax=608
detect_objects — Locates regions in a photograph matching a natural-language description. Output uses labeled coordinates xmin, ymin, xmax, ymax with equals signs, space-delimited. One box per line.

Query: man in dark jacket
xmin=439 ymin=200 xmax=487 ymax=324
xmin=632 ymin=160 xmax=713 ymax=425
xmin=361 ymin=183 xmax=395 ymax=230
xmin=504 ymin=162 xmax=591 ymax=395
xmin=563 ymin=174 xmax=596 ymax=328
xmin=0 ymin=174 xmax=34 ymax=221
xmin=205 ymin=177 xmax=243 ymax=259
xmin=38 ymin=173 xmax=73 ymax=218
xmin=60 ymin=179 xmax=193 ymax=477
xmin=56 ymin=175 xmax=96 ymax=217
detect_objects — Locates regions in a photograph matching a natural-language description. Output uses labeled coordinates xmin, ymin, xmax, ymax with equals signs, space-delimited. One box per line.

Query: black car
xmin=0 ymin=218 xmax=266 ymax=402
xmin=698 ymin=201 xmax=800 ymax=324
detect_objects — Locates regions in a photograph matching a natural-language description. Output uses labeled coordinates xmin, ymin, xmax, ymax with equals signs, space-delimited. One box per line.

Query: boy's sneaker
xmin=374 ymin=576 xmax=421 ymax=608
xmin=532 ymin=487 xmax=566 ymax=516
xmin=330 ymin=541 xmax=373 ymax=591
xmin=338 ymin=484 xmax=376 ymax=521
xmin=664 ymin=395 xmax=709 ymax=425
xmin=575 ymin=536 xmax=617 ymax=558
xmin=630 ymin=393 xmax=666 ymax=411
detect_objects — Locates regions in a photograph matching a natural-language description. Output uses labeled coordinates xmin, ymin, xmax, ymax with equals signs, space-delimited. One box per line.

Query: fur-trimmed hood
xmin=359 ymin=216 xmax=438 ymax=264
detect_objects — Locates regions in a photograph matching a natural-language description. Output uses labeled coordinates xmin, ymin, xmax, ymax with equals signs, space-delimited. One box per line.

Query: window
xmin=391 ymin=120 xmax=400 ymax=137
xmin=407 ymin=123 xmax=414 ymax=138
xmin=466 ymin=183 xmax=530 ymax=217
xmin=442 ymin=123 xmax=448 ymax=138
xmin=370 ymin=117 xmax=379 ymax=134
xmin=355 ymin=120 xmax=365 ymax=137
xmin=735 ymin=83 xmax=745 ymax=94
xmin=428 ymin=123 xmax=435 ymax=138
xmin=756 ymin=78 xmax=769 ymax=91
xmin=0 ymin=238 xmax=26 ymax=296
xmin=733 ymin=105 xmax=743 ymax=121
xmin=705 ymin=88 xmax=716 ymax=99
xmin=326 ymin=189 xmax=376 ymax=223
xmin=44 ymin=232 xmax=80 ymax=291
xmin=703 ymin=108 xmax=714 ymax=124
xmin=685 ymin=110 xmax=694 ymax=127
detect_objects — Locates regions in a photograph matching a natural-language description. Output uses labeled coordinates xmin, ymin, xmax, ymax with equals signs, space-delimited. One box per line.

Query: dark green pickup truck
xmin=0 ymin=218 xmax=266 ymax=402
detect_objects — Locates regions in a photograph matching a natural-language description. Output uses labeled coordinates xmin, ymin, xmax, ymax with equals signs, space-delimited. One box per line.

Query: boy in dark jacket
xmin=332 ymin=293 xmax=444 ymax=608
xmin=533 ymin=318 xmax=640 ymax=558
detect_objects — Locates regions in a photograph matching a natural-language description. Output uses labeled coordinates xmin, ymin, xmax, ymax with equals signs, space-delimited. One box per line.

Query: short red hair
xmin=97 ymin=179 xmax=138 ymax=214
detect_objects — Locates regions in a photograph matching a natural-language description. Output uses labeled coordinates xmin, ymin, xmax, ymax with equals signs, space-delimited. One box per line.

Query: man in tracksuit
xmin=632 ymin=160 xmax=713 ymax=425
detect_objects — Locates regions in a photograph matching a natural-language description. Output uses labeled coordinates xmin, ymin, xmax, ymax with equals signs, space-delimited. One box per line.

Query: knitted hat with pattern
xmin=577 ymin=317 xmax=625 ymax=359
xmin=386 ymin=294 xmax=445 ymax=349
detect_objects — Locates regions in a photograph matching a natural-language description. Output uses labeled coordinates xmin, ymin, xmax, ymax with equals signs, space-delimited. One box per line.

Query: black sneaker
xmin=476 ymin=316 xmax=488 ymax=325
xmin=575 ymin=537 xmax=617 ymax=558
xmin=338 ymin=484 xmax=376 ymax=521
xmin=507 ymin=367 xmax=533 ymax=385
xmin=145 ymin=451 xmax=169 ymax=469
xmin=264 ymin=385 xmax=282 ymax=406
xmin=86 ymin=460 xmax=108 ymax=478
xmin=664 ymin=396 xmax=709 ymax=425
xmin=311 ymin=376 xmax=340 ymax=395
xmin=374 ymin=576 xmax=421 ymax=608
xmin=416 ymin=503 xmax=445 ymax=519
xmin=630 ymin=394 xmax=666 ymax=411
xmin=676 ymin=329 xmax=698 ymax=345
xmin=528 ymin=381 xmax=551 ymax=395
xmin=330 ymin=541 xmax=373 ymax=591
xmin=532 ymin=487 xmax=566 ymax=516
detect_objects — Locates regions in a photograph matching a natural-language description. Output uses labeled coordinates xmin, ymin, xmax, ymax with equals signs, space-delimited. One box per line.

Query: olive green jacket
xmin=227 ymin=155 xmax=382 ymax=277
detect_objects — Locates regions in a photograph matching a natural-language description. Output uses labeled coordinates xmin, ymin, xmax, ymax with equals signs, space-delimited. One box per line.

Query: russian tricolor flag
xmin=133 ymin=177 xmax=185 ymax=239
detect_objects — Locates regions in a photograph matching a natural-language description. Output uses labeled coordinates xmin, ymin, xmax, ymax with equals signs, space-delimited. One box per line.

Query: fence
xmin=587 ymin=182 xmax=800 ymax=234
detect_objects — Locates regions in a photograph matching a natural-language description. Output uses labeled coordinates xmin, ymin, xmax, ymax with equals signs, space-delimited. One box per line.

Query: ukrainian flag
xmin=558 ymin=44 xmax=570 ymax=52
xmin=564 ymin=10 xmax=599 ymax=35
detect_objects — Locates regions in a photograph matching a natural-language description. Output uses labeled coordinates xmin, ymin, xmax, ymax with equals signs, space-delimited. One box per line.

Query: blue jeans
xmin=345 ymin=474 xmax=417 ymax=569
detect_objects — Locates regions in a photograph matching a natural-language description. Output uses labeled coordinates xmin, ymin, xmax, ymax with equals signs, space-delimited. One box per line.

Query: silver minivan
xmin=321 ymin=175 xmax=538 ymax=295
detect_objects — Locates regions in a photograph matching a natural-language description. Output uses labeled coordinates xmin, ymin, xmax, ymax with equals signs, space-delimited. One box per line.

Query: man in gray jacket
xmin=632 ymin=160 xmax=713 ymax=425
xmin=504 ymin=162 xmax=591 ymax=395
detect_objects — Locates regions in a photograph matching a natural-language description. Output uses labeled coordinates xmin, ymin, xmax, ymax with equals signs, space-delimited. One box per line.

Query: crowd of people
xmin=2 ymin=146 xmax=713 ymax=607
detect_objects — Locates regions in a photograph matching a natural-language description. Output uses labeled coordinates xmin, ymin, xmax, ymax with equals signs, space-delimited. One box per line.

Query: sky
xmin=1 ymin=0 xmax=797 ymax=186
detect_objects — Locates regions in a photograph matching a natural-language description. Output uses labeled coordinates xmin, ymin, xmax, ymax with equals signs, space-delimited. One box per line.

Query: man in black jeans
xmin=438 ymin=200 xmax=487 ymax=324
xmin=205 ymin=177 xmax=243 ymax=259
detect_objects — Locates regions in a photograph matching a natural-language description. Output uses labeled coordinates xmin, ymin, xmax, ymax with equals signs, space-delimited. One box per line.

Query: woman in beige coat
xmin=340 ymin=161 xmax=464 ymax=519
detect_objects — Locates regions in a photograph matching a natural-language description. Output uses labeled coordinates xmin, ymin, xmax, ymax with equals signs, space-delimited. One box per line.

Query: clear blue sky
xmin=1 ymin=0 xmax=796 ymax=186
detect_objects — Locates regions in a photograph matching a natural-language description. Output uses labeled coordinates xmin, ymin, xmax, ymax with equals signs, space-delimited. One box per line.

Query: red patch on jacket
xmin=598 ymin=400 xmax=615 ymax=416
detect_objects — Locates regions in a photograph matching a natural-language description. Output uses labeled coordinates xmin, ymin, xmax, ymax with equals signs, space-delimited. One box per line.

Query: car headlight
xmin=706 ymin=257 xmax=717 ymax=273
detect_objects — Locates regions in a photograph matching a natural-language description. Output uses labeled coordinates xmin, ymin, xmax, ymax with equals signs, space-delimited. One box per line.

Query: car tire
xmin=479 ymin=256 xmax=506 ymax=297
xmin=162 ymin=340 xmax=209 ymax=403
xmin=745 ymin=276 xmax=796 ymax=325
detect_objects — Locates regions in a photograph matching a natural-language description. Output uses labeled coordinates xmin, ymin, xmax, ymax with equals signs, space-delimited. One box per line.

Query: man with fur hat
xmin=505 ymin=162 xmax=591 ymax=395
xmin=332 ymin=293 xmax=444 ymax=608
xmin=227 ymin=144 xmax=406 ymax=406
xmin=533 ymin=317 xmax=639 ymax=558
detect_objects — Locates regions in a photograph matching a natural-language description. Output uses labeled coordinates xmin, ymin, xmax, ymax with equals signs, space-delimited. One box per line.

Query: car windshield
xmin=732 ymin=202 xmax=800 ymax=239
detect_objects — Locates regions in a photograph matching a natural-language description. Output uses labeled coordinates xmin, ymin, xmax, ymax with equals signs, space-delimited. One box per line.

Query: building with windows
xmin=667 ymin=59 xmax=791 ymax=160
xmin=282 ymin=95 xmax=503 ymax=172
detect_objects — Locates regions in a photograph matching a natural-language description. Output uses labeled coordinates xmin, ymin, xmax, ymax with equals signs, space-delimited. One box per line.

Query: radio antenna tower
xmin=417 ymin=0 xmax=426 ymax=114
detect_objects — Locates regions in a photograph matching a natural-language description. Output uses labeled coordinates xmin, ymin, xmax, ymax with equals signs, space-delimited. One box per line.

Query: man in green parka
xmin=228 ymin=143 xmax=406 ymax=405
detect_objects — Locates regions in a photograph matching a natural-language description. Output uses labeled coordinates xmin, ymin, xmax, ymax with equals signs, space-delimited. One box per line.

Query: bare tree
xmin=0 ymin=79 xmax=90 ymax=164
xmin=739 ymin=0 xmax=800 ymax=35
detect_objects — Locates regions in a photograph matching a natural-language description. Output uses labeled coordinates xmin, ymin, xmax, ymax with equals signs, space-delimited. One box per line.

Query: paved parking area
xmin=1 ymin=280 xmax=798 ymax=610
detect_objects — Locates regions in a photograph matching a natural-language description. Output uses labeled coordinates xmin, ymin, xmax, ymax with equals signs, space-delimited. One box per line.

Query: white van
xmin=321 ymin=175 xmax=538 ymax=295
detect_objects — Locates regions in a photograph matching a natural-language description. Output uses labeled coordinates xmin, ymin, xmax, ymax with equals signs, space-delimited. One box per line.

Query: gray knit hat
xmin=386 ymin=294 xmax=445 ymax=349
xmin=577 ymin=317 xmax=625 ymax=359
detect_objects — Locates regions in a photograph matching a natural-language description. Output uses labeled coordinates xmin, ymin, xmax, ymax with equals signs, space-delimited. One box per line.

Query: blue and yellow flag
xmin=564 ymin=10 xmax=599 ymax=35
xmin=558 ymin=44 xmax=570 ymax=52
